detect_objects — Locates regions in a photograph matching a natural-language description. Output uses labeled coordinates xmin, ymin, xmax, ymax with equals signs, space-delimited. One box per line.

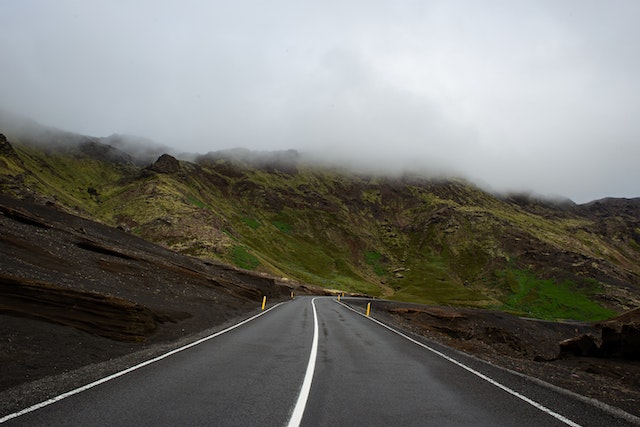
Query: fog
xmin=1 ymin=1 xmax=639 ymax=203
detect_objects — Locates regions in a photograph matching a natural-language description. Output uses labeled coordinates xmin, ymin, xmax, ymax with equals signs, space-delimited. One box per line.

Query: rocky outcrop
xmin=559 ymin=308 xmax=640 ymax=360
xmin=599 ymin=308 xmax=640 ymax=360
xmin=0 ymin=133 xmax=30 ymax=197
xmin=559 ymin=334 xmax=600 ymax=357
xmin=0 ymin=133 xmax=17 ymax=157
xmin=149 ymin=153 xmax=180 ymax=174
xmin=600 ymin=325 xmax=640 ymax=359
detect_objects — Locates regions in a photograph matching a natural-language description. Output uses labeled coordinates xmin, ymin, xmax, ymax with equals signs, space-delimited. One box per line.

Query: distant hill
xmin=1 ymin=116 xmax=639 ymax=321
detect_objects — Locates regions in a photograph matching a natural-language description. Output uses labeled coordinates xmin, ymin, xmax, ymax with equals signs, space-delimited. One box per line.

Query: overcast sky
xmin=1 ymin=1 xmax=639 ymax=203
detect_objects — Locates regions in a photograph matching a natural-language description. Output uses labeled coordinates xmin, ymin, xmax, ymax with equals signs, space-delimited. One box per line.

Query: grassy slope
xmin=4 ymin=142 xmax=638 ymax=320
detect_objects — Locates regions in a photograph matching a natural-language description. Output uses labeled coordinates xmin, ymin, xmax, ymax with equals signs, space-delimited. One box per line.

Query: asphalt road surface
xmin=2 ymin=297 xmax=638 ymax=426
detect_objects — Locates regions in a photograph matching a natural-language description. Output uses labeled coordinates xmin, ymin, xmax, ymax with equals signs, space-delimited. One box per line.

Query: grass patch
xmin=392 ymin=282 xmax=484 ymax=306
xmin=241 ymin=216 xmax=261 ymax=229
xmin=296 ymin=271 xmax=382 ymax=297
xmin=389 ymin=246 xmax=489 ymax=306
xmin=272 ymin=220 xmax=293 ymax=233
xmin=364 ymin=250 xmax=386 ymax=276
xmin=499 ymin=269 xmax=616 ymax=321
xmin=231 ymin=245 xmax=260 ymax=270
xmin=187 ymin=196 xmax=206 ymax=209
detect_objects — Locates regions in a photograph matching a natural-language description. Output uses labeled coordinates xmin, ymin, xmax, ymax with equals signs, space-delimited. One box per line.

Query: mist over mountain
xmin=5 ymin=110 xmax=639 ymax=205
xmin=1 ymin=118 xmax=639 ymax=322
xmin=4 ymin=2 xmax=640 ymax=203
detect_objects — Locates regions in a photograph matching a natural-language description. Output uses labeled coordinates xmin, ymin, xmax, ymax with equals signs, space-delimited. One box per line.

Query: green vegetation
xmin=241 ymin=216 xmax=261 ymax=229
xmin=391 ymin=252 xmax=489 ymax=306
xmin=498 ymin=269 xmax=616 ymax=321
xmin=11 ymin=143 xmax=133 ymax=212
xmin=187 ymin=196 xmax=207 ymax=209
xmin=364 ymin=250 xmax=386 ymax=276
xmin=272 ymin=219 xmax=293 ymax=233
xmin=231 ymin=245 xmax=260 ymax=270
xmin=2 ymin=133 xmax=638 ymax=321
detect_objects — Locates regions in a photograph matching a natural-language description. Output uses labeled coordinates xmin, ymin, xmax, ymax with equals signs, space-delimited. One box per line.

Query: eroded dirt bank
xmin=0 ymin=194 xmax=321 ymax=413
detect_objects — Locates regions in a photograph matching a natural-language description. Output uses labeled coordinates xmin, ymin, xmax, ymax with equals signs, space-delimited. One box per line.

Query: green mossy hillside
xmin=1 ymin=131 xmax=639 ymax=321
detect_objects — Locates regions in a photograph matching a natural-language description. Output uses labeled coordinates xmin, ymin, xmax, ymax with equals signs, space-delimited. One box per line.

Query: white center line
xmin=287 ymin=297 xmax=319 ymax=427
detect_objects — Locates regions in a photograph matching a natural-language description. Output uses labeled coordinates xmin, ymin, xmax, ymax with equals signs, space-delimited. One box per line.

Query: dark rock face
xmin=559 ymin=334 xmax=600 ymax=357
xmin=599 ymin=308 xmax=640 ymax=360
xmin=149 ymin=154 xmax=180 ymax=174
xmin=0 ymin=133 xmax=28 ymax=197
xmin=0 ymin=133 xmax=16 ymax=156
xmin=0 ymin=275 xmax=164 ymax=342
xmin=559 ymin=308 xmax=640 ymax=360
xmin=601 ymin=324 xmax=640 ymax=360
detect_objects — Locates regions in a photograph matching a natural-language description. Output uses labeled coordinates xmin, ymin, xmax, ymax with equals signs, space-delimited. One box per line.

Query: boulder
xmin=559 ymin=334 xmax=600 ymax=357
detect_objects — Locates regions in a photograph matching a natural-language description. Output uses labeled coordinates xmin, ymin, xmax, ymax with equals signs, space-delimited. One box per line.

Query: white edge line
xmin=286 ymin=297 xmax=319 ymax=427
xmin=336 ymin=300 xmax=582 ymax=427
xmin=0 ymin=302 xmax=285 ymax=424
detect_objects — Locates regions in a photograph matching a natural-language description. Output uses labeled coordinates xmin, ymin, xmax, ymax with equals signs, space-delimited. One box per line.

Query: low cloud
xmin=1 ymin=0 xmax=639 ymax=203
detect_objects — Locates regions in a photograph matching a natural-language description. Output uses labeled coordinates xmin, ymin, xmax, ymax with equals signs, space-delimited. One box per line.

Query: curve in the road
xmin=286 ymin=297 xmax=319 ymax=427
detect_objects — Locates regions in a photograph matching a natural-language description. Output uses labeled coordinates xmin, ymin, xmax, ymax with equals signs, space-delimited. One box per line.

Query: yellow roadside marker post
xmin=262 ymin=296 xmax=267 ymax=310
xmin=366 ymin=302 xmax=371 ymax=317
xmin=291 ymin=291 xmax=294 ymax=299
xmin=337 ymin=293 xmax=341 ymax=302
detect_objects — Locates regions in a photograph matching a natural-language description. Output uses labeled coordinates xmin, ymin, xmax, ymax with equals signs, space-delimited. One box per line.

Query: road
xmin=2 ymin=297 xmax=637 ymax=426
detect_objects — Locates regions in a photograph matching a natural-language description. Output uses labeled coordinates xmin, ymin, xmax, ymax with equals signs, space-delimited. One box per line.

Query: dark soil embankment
xmin=0 ymin=194 xmax=320 ymax=413
xmin=0 ymin=275 xmax=182 ymax=341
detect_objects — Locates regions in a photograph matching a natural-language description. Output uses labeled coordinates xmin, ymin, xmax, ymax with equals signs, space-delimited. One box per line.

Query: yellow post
xmin=366 ymin=302 xmax=371 ymax=317
xmin=337 ymin=293 xmax=341 ymax=301
xmin=262 ymin=296 xmax=267 ymax=310
xmin=291 ymin=291 xmax=294 ymax=299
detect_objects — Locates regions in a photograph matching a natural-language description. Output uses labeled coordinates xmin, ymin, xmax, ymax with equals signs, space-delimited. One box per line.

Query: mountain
xmin=1 ymin=117 xmax=639 ymax=321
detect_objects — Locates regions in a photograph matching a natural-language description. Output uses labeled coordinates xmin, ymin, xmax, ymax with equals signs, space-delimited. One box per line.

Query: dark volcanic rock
xmin=557 ymin=308 xmax=640 ymax=361
xmin=559 ymin=334 xmax=600 ymax=357
xmin=0 ymin=133 xmax=10 ymax=152
xmin=149 ymin=154 xmax=181 ymax=174
xmin=0 ymin=133 xmax=19 ymax=159
xmin=600 ymin=308 xmax=640 ymax=360
xmin=602 ymin=325 xmax=640 ymax=360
